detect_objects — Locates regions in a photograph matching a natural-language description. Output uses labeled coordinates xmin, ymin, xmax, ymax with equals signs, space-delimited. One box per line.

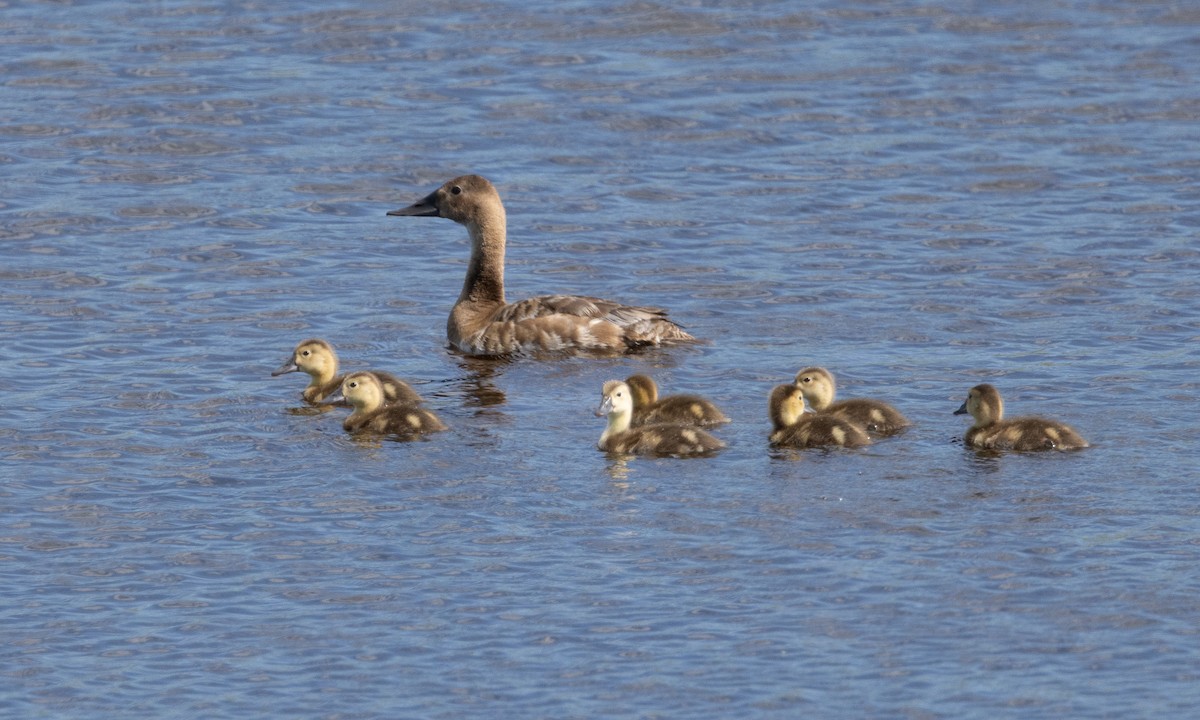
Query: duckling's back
xmin=824 ymin=398 xmax=909 ymax=436
xmin=345 ymin=405 xmax=447 ymax=436
xmin=601 ymin=424 xmax=724 ymax=456
xmin=967 ymin=417 xmax=1087 ymax=451
xmin=770 ymin=415 xmax=871 ymax=449
xmin=634 ymin=395 xmax=730 ymax=428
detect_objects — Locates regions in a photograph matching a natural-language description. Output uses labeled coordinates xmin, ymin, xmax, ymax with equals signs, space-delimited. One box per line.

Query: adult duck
xmin=388 ymin=175 xmax=696 ymax=357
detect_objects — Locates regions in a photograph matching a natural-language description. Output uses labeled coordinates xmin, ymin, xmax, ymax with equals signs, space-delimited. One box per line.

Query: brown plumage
xmin=271 ymin=338 xmax=423 ymax=406
xmin=327 ymin=372 xmax=447 ymax=437
xmin=954 ymin=383 xmax=1088 ymax=452
xmin=596 ymin=380 xmax=723 ymax=456
xmin=793 ymin=366 xmax=909 ymax=436
xmin=388 ymin=175 xmax=696 ymax=357
xmin=624 ymin=374 xmax=730 ymax=428
xmin=768 ymin=384 xmax=871 ymax=449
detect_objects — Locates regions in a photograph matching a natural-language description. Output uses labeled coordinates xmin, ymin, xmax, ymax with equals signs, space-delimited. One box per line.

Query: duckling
xmin=768 ymin=384 xmax=871 ymax=449
xmin=793 ymin=366 xmax=909 ymax=435
xmin=327 ymin=371 xmax=448 ymax=436
xmin=388 ymin=175 xmax=696 ymax=357
xmin=271 ymin=338 xmax=423 ymax=406
xmin=954 ymin=383 xmax=1088 ymax=452
xmin=596 ymin=380 xmax=724 ymax=456
xmin=625 ymin=374 xmax=730 ymax=428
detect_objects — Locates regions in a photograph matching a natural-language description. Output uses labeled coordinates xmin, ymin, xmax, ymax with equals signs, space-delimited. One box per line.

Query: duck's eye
xmin=800 ymin=376 xmax=811 ymax=384
xmin=349 ymin=382 xmax=358 ymax=389
xmin=450 ymin=185 xmax=462 ymax=195
xmin=301 ymin=350 xmax=311 ymax=357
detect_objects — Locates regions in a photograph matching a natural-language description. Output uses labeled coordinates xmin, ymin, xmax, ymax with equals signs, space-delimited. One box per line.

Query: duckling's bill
xmin=271 ymin=359 xmax=299 ymax=376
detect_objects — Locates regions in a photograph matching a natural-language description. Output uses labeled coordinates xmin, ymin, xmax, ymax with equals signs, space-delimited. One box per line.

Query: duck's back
xmin=344 ymin=405 xmax=447 ymax=436
xmin=771 ymin=415 xmax=871 ymax=449
xmin=601 ymin=424 xmax=723 ymax=456
xmin=967 ymin=417 xmax=1087 ymax=451
xmin=826 ymin=398 xmax=909 ymax=435
xmin=459 ymin=295 xmax=693 ymax=355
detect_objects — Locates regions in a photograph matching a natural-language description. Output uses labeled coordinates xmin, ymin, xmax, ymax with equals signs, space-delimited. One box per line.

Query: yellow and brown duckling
xmin=388 ymin=175 xmax=696 ymax=357
xmin=596 ymin=380 xmax=724 ymax=456
xmin=954 ymin=383 xmax=1088 ymax=452
xmin=624 ymin=374 xmax=730 ymax=428
xmin=327 ymin=371 xmax=447 ymax=436
xmin=768 ymin=384 xmax=871 ymax=449
xmin=793 ymin=366 xmax=909 ymax=436
xmin=271 ymin=338 xmax=423 ymax=406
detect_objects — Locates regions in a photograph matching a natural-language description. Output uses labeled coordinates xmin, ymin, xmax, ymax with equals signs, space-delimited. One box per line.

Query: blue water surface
xmin=2 ymin=1 xmax=1198 ymax=718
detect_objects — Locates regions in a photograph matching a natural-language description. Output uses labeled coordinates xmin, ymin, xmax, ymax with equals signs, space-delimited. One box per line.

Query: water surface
xmin=2 ymin=1 xmax=1199 ymax=718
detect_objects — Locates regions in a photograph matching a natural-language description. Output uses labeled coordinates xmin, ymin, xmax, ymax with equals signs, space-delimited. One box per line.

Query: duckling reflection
xmin=272 ymin=338 xmax=422 ymax=406
xmin=768 ymin=384 xmax=870 ymax=449
xmin=624 ymin=374 xmax=729 ymax=428
xmin=954 ymin=383 xmax=1087 ymax=452
xmin=793 ymin=367 xmax=909 ymax=436
xmin=327 ymin=371 xmax=447 ymax=438
xmin=596 ymin=380 xmax=723 ymax=456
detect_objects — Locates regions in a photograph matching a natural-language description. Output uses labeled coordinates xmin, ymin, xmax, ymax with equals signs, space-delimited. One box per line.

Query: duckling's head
xmin=597 ymin=380 xmax=635 ymax=419
xmin=769 ymin=383 xmax=807 ymax=430
xmin=387 ymin=174 xmax=503 ymax=229
xmin=331 ymin=371 xmax=386 ymax=412
xmin=273 ymin=338 xmax=337 ymax=380
xmin=954 ymin=383 xmax=1004 ymax=426
xmin=624 ymin=374 xmax=659 ymax=409
xmin=793 ymin=366 xmax=836 ymax=409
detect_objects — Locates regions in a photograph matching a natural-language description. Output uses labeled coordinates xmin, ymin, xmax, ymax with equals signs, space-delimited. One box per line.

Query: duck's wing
xmin=491 ymin=295 xmax=695 ymax=346
xmin=490 ymin=294 xmax=657 ymax=322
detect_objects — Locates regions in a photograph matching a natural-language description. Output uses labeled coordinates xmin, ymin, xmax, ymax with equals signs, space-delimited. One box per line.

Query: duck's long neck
xmin=459 ymin=215 xmax=506 ymax=306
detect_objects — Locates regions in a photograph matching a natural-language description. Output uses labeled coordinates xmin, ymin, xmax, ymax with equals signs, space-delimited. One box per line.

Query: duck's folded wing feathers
xmin=492 ymin=294 xmax=672 ymax=325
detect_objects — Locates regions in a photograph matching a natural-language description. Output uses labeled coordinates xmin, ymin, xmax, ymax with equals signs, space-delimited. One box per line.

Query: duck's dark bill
xmin=387 ymin=191 xmax=440 ymax=217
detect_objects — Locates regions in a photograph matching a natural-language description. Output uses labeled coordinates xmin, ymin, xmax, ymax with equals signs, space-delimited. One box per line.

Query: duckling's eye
xmin=800 ymin=376 xmax=811 ymax=384
xmin=301 ymin=350 xmax=311 ymax=357
xmin=348 ymin=381 xmax=359 ymax=389
xmin=450 ymin=185 xmax=462 ymax=195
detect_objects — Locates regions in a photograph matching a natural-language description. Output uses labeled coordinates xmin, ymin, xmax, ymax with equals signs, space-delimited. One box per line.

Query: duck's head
xmin=597 ymin=380 xmax=634 ymax=419
xmin=624 ymin=374 xmax=659 ymax=409
xmin=769 ymin=383 xmax=807 ymax=430
xmin=955 ymin=383 xmax=1003 ymax=425
xmin=329 ymin=371 xmax=386 ymax=411
xmin=793 ymin=366 xmax=836 ymax=409
xmin=273 ymin=338 xmax=337 ymax=379
xmin=387 ymin=174 xmax=503 ymax=228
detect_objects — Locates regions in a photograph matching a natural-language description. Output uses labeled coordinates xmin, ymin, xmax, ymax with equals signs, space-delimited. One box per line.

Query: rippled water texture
xmin=2 ymin=1 xmax=1199 ymax=717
